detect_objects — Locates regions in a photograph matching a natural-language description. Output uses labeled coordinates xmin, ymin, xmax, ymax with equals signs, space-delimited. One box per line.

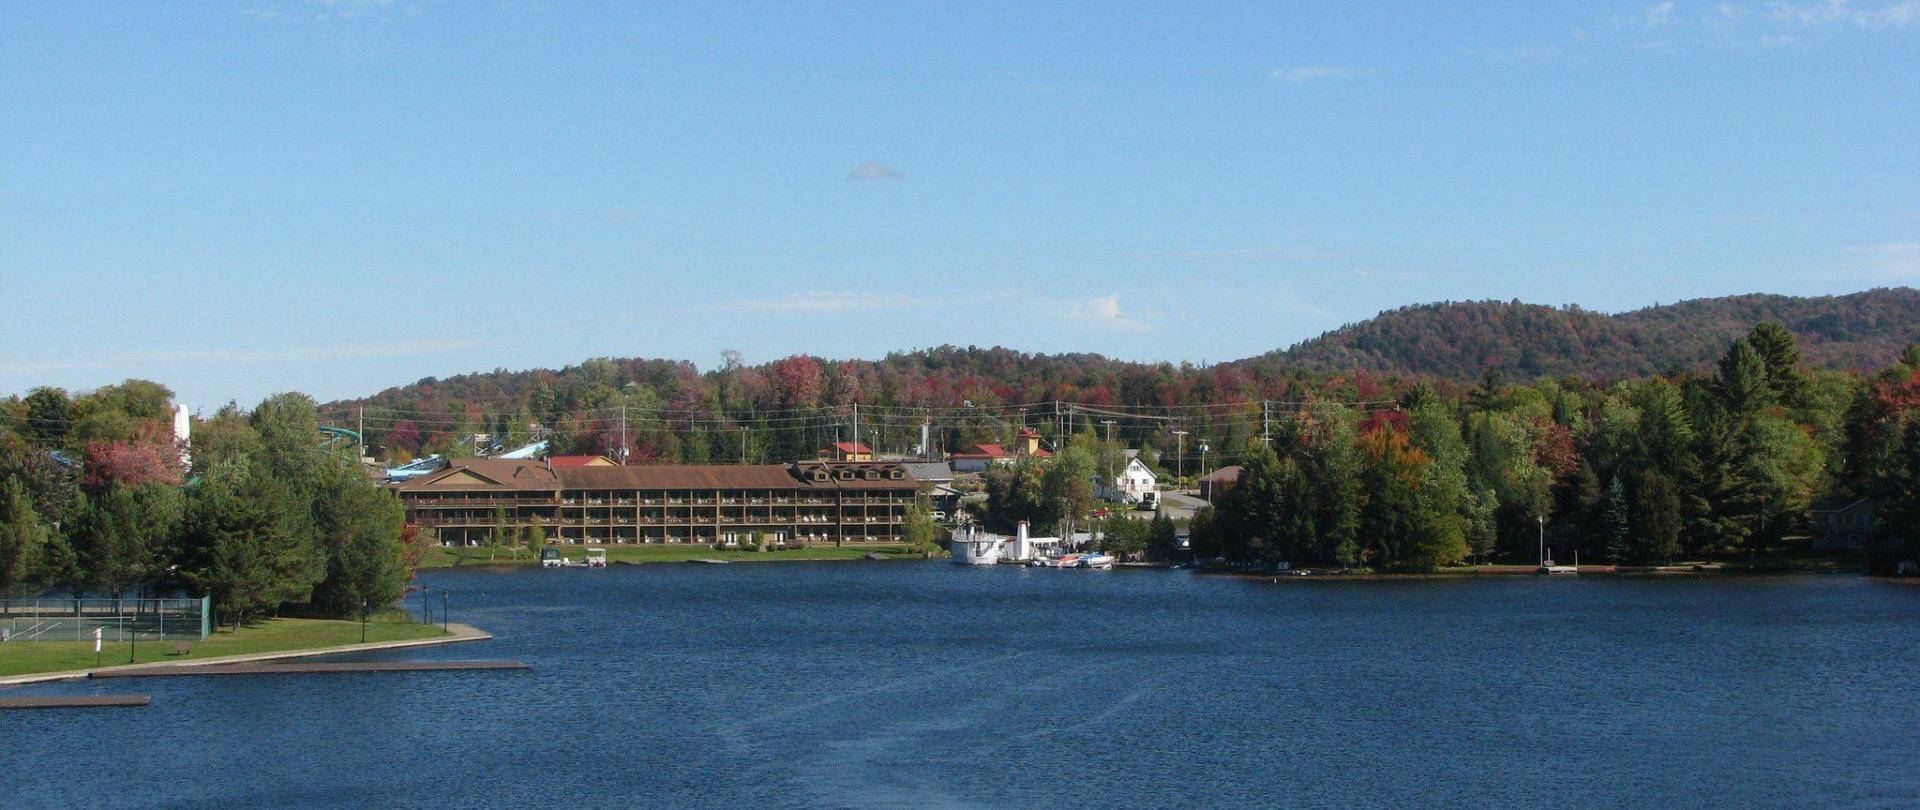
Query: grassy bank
xmin=420 ymin=543 xmax=923 ymax=569
xmin=0 ymin=615 xmax=447 ymax=678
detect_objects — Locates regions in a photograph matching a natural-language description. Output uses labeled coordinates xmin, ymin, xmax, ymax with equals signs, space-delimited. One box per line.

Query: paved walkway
xmin=0 ymin=623 xmax=492 ymax=688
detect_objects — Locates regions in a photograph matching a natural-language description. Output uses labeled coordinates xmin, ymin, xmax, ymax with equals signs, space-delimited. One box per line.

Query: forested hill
xmin=320 ymin=288 xmax=1920 ymax=450
xmin=1250 ymin=288 xmax=1920 ymax=379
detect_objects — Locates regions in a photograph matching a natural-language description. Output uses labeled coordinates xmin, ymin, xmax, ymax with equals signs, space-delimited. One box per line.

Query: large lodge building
xmin=395 ymin=458 xmax=920 ymax=546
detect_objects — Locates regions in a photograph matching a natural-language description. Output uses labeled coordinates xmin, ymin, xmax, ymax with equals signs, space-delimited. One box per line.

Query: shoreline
xmin=0 ymin=622 xmax=492 ymax=688
xmin=421 ymin=543 xmax=929 ymax=569
xmin=1194 ymin=564 xmax=1879 ymax=582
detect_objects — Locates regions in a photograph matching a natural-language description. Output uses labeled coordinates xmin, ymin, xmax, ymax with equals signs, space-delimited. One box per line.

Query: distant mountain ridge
xmin=325 ymin=289 xmax=1920 ymax=426
xmin=1248 ymin=288 xmax=1920 ymax=379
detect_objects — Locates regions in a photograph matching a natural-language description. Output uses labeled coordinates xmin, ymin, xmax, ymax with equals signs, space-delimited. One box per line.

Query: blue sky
xmin=3 ymin=1 xmax=1916 ymax=410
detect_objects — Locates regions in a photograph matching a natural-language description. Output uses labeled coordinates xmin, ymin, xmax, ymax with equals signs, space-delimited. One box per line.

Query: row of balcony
xmin=411 ymin=516 xmax=904 ymax=528
xmin=409 ymin=496 xmax=906 ymax=508
xmin=526 ymin=536 xmax=907 ymax=545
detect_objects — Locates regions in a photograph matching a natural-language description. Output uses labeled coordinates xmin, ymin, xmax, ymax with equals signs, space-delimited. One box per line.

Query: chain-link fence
xmin=0 ymin=597 xmax=210 ymax=642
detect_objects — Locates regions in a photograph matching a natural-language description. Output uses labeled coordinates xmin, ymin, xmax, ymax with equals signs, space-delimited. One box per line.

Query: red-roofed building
xmin=549 ymin=455 xmax=617 ymax=468
xmin=819 ymin=441 xmax=874 ymax=462
xmin=1014 ymin=428 xmax=1050 ymax=458
xmin=950 ymin=431 xmax=1052 ymax=472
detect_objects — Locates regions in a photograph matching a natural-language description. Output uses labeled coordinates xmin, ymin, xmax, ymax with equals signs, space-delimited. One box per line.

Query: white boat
xmin=584 ymin=548 xmax=608 ymax=568
xmin=1031 ymin=553 xmax=1081 ymax=568
xmin=951 ymin=526 xmax=1006 ymax=565
xmin=1079 ymin=553 xmax=1116 ymax=570
xmin=539 ymin=546 xmax=565 ymax=568
xmin=1027 ymin=551 xmax=1114 ymax=569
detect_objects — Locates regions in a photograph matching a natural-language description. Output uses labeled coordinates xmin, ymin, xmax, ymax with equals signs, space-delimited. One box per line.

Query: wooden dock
xmin=0 ymin=694 xmax=150 ymax=709
xmin=91 ymin=660 xmax=527 ymax=679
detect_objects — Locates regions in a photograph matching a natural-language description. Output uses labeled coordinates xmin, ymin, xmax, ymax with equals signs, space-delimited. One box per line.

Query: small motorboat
xmin=584 ymin=548 xmax=609 ymax=568
xmin=539 ymin=546 xmax=565 ymax=569
xmin=1078 ymin=553 xmax=1116 ymax=570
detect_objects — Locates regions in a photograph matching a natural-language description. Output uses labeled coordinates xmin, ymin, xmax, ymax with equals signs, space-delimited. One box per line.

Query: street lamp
xmin=1538 ymin=514 xmax=1546 ymax=567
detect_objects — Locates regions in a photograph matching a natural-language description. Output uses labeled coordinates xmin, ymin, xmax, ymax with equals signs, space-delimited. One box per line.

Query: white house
xmin=1096 ymin=452 xmax=1158 ymax=504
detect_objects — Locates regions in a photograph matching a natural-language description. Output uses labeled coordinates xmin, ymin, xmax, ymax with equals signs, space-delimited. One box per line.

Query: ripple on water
xmin=6 ymin=564 xmax=1919 ymax=810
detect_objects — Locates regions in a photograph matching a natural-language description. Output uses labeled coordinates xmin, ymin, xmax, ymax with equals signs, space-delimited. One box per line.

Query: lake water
xmin=7 ymin=563 xmax=1919 ymax=809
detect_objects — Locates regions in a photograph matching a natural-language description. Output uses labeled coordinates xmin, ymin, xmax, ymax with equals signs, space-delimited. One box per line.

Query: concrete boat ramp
xmin=0 ymin=694 xmax=151 ymax=710
xmin=93 ymin=660 xmax=526 ymax=678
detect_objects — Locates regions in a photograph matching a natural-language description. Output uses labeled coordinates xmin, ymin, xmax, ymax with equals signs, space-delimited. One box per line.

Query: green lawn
xmin=0 ymin=616 xmax=448 ymax=678
xmin=420 ymin=543 xmax=923 ymax=568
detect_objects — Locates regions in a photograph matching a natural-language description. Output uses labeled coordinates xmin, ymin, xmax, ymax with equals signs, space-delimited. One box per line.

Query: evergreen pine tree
xmin=0 ymin=479 xmax=50 ymax=593
xmin=1601 ymin=476 xmax=1630 ymax=563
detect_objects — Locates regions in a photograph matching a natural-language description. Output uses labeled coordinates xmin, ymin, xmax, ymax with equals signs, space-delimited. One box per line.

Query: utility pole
xmin=1101 ymin=419 xmax=1117 ymax=488
xmin=619 ymin=405 xmax=628 ymax=465
xmin=1172 ymin=430 xmax=1188 ymax=488
xmin=1261 ymin=400 xmax=1270 ymax=444
xmin=357 ymin=407 xmax=364 ymax=462
xmin=852 ymin=403 xmax=860 ymax=459
xmin=740 ymin=425 xmax=749 ymax=464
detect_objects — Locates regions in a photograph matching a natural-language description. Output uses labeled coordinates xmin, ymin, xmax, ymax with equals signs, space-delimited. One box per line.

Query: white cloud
xmin=124 ymin=338 xmax=495 ymax=365
xmin=1764 ymin=0 xmax=1920 ymax=28
xmin=0 ymin=339 xmax=493 ymax=388
xmin=0 ymin=360 xmax=110 ymax=375
xmin=1145 ymin=247 xmax=1305 ymax=260
xmin=1458 ymin=44 xmax=1574 ymax=64
xmin=1063 ymin=293 xmax=1152 ymax=333
xmin=1269 ymin=65 xmax=1375 ymax=84
xmin=1846 ymin=242 xmax=1920 ymax=277
xmin=1646 ymin=1 xmax=1680 ymax=26
xmin=1520 ymin=1 xmax=1917 ymax=55
xmin=242 ymin=0 xmax=419 ymax=22
xmin=847 ymin=161 xmax=904 ymax=181
xmin=706 ymin=291 xmax=921 ymax=314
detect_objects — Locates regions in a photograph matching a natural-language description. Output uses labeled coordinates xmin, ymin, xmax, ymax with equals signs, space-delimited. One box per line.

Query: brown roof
xmin=548 ymin=455 xmax=615 ymax=467
xmin=1200 ymin=465 xmax=1244 ymax=482
xmin=399 ymin=460 xmax=918 ymax=493
xmin=791 ymin=461 xmax=920 ymax=490
xmin=396 ymin=458 xmax=563 ymax=492
xmin=560 ymin=464 xmax=812 ymax=490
